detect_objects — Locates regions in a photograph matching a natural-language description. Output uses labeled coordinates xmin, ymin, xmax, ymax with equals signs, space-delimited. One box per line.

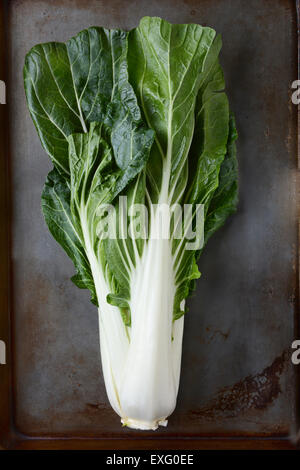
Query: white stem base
xmin=93 ymin=209 xmax=185 ymax=429
xmin=121 ymin=417 xmax=168 ymax=431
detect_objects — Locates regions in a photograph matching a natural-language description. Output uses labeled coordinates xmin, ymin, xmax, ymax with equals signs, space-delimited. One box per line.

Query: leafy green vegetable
xmin=24 ymin=17 xmax=238 ymax=431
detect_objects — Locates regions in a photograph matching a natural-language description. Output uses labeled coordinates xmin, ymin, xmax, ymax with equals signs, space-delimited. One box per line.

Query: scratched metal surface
xmin=6 ymin=0 xmax=299 ymax=438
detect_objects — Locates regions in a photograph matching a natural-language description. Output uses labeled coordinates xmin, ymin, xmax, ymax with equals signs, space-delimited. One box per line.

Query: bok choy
xmin=24 ymin=16 xmax=238 ymax=430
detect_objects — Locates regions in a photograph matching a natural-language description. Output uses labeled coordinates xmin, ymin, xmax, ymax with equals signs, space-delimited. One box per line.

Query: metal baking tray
xmin=0 ymin=0 xmax=299 ymax=450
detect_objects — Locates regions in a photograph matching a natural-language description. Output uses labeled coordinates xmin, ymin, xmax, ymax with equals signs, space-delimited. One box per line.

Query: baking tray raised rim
xmin=0 ymin=0 xmax=299 ymax=450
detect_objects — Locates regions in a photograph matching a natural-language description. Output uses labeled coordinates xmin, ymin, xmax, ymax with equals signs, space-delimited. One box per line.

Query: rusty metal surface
xmin=2 ymin=0 xmax=299 ymax=446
